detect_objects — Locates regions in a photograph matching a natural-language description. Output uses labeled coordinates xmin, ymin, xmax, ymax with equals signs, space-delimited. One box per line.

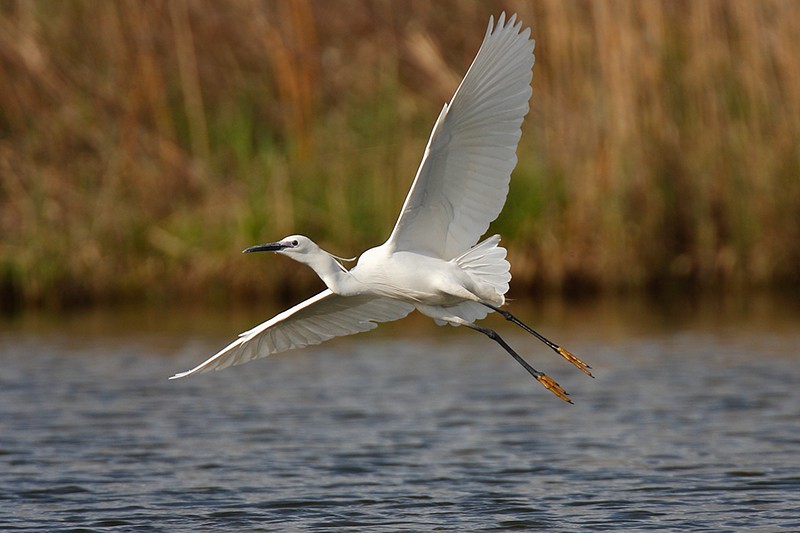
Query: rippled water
xmin=1 ymin=296 xmax=800 ymax=531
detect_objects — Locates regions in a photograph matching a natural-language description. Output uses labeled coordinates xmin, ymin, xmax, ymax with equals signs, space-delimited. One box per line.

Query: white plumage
xmin=387 ymin=15 xmax=534 ymax=259
xmin=171 ymin=13 xmax=592 ymax=402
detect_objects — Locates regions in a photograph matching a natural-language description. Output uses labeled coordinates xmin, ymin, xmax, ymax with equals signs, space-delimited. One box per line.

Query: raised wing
xmin=170 ymin=290 xmax=414 ymax=378
xmin=386 ymin=13 xmax=535 ymax=259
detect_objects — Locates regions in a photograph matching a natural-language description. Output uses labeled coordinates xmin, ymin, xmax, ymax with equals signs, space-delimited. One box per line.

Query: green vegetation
xmin=1 ymin=1 xmax=798 ymax=309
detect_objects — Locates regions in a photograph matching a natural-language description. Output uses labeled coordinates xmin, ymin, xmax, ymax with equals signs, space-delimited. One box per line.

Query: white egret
xmin=171 ymin=13 xmax=592 ymax=402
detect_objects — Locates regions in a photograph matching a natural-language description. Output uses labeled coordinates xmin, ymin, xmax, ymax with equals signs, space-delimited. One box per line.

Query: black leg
xmin=484 ymin=304 xmax=594 ymax=377
xmin=465 ymin=323 xmax=572 ymax=404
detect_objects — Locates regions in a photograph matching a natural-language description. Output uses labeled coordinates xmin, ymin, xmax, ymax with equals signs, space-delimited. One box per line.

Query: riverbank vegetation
xmin=1 ymin=0 xmax=799 ymax=309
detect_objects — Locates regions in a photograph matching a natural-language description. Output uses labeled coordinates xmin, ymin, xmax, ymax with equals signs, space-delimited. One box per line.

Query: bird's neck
xmin=301 ymin=250 xmax=360 ymax=295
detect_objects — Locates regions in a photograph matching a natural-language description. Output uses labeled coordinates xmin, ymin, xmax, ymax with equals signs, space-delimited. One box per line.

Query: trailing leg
xmin=464 ymin=322 xmax=572 ymax=404
xmin=484 ymin=304 xmax=593 ymax=377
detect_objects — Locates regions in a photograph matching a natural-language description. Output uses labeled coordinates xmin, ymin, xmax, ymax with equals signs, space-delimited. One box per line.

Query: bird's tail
xmin=454 ymin=234 xmax=511 ymax=299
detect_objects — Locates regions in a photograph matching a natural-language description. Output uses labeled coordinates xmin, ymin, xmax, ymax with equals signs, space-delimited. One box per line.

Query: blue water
xmin=1 ymin=299 xmax=800 ymax=531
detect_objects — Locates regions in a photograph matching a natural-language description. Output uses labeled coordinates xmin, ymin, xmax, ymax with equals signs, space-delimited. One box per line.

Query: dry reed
xmin=1 ymin=0 xmax=798 ymax=309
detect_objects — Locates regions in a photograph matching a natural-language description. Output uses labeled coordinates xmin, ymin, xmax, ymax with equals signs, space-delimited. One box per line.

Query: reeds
xmin=1 ymin=0 xmax=798 ymax=309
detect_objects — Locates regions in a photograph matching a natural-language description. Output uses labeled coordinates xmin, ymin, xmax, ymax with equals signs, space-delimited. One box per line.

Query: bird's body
xmin=349 ymin=242 xmax=504 ymax=307
xmin=172 ymin=13 xmax=592 ymax=401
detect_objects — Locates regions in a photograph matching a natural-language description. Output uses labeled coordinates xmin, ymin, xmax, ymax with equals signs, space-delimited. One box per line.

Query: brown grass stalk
xmin=0 ymin=0 xmax=798 ymax=309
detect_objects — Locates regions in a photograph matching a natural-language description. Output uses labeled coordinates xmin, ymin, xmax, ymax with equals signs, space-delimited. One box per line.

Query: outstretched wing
xmin=170 ymin=290 xmax=414 ymax=378
xmin=386 ymin=13 xmax=535 ymax=259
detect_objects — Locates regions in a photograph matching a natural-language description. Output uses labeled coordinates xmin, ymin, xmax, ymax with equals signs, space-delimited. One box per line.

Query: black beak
xmin=242 ymin=242 xmax=285 ymax=254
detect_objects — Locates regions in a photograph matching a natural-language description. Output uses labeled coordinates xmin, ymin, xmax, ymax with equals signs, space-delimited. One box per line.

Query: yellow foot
xmin=557 ymin=347 xmax=594 ymax=378
xmin=536 ymin=373 xmax=573 ymax=404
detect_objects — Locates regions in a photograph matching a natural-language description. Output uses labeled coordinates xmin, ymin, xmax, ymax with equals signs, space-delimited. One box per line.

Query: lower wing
xmin=170 ymin=289 xmax=414 ymax=379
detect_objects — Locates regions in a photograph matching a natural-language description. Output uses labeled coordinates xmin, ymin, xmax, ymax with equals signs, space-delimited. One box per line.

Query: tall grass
xmin=1 ymin=0 xmax=798 ymax=309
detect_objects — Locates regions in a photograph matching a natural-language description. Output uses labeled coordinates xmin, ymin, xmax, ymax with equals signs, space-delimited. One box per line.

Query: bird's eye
xmin=291 ymin=240 xmax=299 ymax=246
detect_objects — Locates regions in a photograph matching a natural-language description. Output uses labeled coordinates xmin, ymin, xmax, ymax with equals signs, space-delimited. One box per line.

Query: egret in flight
xmin=172 ymin=13 xmax=592 ymax=402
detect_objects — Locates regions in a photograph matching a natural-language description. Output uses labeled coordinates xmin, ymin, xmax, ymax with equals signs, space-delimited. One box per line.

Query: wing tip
xmin=170 ymin=364 xmax=209 ymax=379
xmin=490 ymin=12 xmax=534 ymax=45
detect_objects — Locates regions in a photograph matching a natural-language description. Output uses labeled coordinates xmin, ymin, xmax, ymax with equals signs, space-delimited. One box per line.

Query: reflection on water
xmin=1 ymin=294 xmax=799 ymax=531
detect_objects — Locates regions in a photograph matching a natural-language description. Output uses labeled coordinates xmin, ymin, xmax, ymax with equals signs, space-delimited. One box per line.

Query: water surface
xmin=1 ymin=295 xmax=799 ymax=531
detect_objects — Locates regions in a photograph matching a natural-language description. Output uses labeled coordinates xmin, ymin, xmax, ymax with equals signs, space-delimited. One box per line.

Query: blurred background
xmin=3 ymin=4 xmax=800 ymax=529
xmin=1 ymin=0 xmax=799 ymax=310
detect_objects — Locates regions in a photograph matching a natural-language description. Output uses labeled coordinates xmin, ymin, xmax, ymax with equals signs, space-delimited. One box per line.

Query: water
xmin=1 ymin=296 xmax=799 ymax=531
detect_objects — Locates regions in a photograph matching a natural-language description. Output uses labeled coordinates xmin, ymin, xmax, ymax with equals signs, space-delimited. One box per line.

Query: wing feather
xmin=170 ymin=290 xmax=414 ymax=378
xmin=386 ymin=13 xmax=535 ymax=259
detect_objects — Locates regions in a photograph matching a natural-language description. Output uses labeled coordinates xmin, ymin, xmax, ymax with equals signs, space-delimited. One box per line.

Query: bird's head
xmin=243 ymin=235 xmax=355 ymax=273
xmin=243 ymin=235 xmax=317 ymax=258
